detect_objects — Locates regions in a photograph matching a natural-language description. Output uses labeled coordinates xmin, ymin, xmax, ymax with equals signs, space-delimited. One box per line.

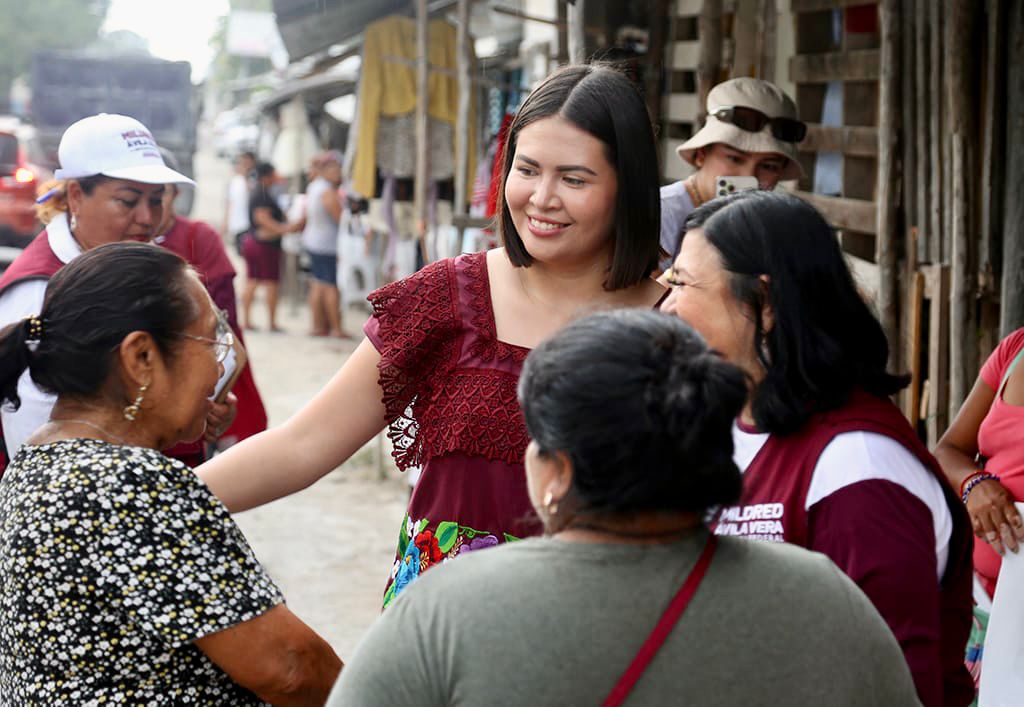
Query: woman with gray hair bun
xmin=327 ymin=309 xmax=918 ymax=707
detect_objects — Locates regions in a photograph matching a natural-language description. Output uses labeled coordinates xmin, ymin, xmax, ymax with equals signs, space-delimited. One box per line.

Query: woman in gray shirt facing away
xmin=329 ymin=309 xmax=920 ymax=707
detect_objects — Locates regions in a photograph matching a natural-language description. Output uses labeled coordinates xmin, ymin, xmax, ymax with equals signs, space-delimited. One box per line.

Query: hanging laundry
xmin=347 ymin=15 xmax=476 ymax=199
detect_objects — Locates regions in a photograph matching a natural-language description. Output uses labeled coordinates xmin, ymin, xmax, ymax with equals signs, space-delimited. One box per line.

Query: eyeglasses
xmin=709 ymin=106 xmax=807 ymax=143
xmin=179 ymin=309 xmax=234 ymax=363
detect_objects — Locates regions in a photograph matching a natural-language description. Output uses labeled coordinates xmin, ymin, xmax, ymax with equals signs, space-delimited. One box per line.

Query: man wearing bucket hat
xmin=0 ymin=113 xmax=195 ymax=469
xmin=660 ymin=78 xmax=806 ymax=268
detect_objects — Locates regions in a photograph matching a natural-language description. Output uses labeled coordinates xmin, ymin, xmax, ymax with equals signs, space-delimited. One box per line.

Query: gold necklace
xmin=683 ymin=176 xmax=705 ymax=207
xmin=48 ymin=418 xmax=132 ymax=446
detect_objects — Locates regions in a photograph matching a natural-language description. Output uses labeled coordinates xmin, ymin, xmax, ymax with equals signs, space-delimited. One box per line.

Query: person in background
xmin=0 ymin=242 xmax=341 ymax=705
xmin=154 ymin=148 xmax=268 ymax=463
xmin=659 ymin=78 xmax=805 ymax=270
xmin=328 ymin=309 xmax=919 ymax=707
xmin=198 ymin=64 xmax=667 ymax=607
xmin=660 ymin=190 xmax=973 ymax=707
xmin=0 ymin=113 xmax=197 ymax=471
xmin=301 ymin=150 xmax=346 ymax=338
xmin=240 ymin=162 xmax=301 ymax=332
xmin=935 ymin=327 xmax=1024 ymax=689
xmin=224 ymin=150 xmax=256 ymax=254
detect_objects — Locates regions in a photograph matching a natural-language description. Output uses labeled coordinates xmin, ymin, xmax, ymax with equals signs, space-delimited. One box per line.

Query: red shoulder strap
xmin=603 ymin=535 xmax=717 ymax=707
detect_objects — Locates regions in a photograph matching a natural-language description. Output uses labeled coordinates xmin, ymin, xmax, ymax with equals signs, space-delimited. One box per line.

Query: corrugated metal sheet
xmin=272 ymin=0 xmax=409 ymax=60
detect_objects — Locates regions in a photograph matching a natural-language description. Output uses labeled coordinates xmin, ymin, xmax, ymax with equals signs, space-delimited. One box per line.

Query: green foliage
xmin=0 ymin=0 xmax=110 ymax=99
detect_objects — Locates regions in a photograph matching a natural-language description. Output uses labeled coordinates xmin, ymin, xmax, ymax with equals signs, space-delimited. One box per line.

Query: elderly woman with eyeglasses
xmin=0 ymin=242 xmax=341 ymax=705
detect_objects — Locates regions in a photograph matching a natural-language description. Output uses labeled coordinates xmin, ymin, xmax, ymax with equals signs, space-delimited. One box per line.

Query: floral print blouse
xmin=0 ymin=439 xmax=283 ymax=705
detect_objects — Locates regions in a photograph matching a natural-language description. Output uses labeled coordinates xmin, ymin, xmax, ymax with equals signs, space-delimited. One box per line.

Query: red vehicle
xmin=0 ymin=118 xmax=50 ymax=248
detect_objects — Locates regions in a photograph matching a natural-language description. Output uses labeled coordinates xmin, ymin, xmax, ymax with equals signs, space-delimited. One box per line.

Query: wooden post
xmin=942 ymin=2 xmax=954 ymax=268
xmin=926 ymin=264 xmax=951 ymax=446
xmin=901 ymin=0 xmax=917 ymax=238
xmin=414 ymin=0 xmax=430 ymax=263
xmin=909 ymin=268 xmax=925 ymax=424
xmin=697 ymin=0 xmax=723 ymax=124
xmin=914 ymin=0 xmax=929 ymax=264
xmin=980 ymin=0 xmax=1006 ymax=286
xmin=556 ymin=2 xmax=569 ymax=65
xmin=644 ymin=0 xmax=671 ymax=123
xmin=948 ymin=0 xmax=978 ymax=416
xmin=454 ymin=0 xmax=470 ymax=224
xmin=756 ymin=0 xmax=777 ymax=83
xmin=875 ymin=0 xmax=900 ymax=365
xmin=1002 ymin=0 xmax=1024 ymax=335
xmin=928 ymin=0 xmax=943 ymax=265
xmin=568 ymin=0 xmax=586 ymax=64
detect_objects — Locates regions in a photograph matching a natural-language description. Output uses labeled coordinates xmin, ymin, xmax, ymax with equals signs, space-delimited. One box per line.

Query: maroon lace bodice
xmin=365 ymin=251 xmax=530 ymax=470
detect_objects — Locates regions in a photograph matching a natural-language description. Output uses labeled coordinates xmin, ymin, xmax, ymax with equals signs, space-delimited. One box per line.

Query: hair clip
xmin=35 ymin=188 xmax=60 ymax=204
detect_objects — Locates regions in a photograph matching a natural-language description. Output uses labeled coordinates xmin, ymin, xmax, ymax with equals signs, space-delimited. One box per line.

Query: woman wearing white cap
xmin=0 ymin=114 xmax=218 ymax=469
xmin=660 ymin=78 xmax=806 ymax=269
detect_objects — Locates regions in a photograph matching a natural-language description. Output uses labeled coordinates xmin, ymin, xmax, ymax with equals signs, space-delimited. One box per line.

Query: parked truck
xmin=30 ymin=51 xmax=198 ymax=213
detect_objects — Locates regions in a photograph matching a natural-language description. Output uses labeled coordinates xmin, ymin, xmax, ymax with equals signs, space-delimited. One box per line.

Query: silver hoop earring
xmin=123 ymin=383 xmax=148 ymax=421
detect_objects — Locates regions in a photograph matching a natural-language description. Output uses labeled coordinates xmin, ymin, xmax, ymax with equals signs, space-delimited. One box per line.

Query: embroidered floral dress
xmin=365 ymin=251 xmax=538 ymax=607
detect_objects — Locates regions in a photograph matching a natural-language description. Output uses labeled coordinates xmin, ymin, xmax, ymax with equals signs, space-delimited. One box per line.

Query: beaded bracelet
xmin=959 ymin=470 xmax=988 ymax=498
xmin=962 ymin=473 xmax=1000 ymax=504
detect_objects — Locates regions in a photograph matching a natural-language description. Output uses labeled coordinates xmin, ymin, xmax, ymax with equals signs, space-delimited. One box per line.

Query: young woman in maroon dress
xmin=198 ymin=64 xmax=667 ymax=605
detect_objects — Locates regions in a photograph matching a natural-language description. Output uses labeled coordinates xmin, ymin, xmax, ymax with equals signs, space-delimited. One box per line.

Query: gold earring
xmin=123 ymin=383 xmax=148 ymax=421
xmin=542 ymin=490 xmax=558 ymax=517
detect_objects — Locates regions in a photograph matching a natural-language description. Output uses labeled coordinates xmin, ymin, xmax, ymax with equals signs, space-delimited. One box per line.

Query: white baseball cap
xmin=54 ymin=113 xmax=195 ymax=186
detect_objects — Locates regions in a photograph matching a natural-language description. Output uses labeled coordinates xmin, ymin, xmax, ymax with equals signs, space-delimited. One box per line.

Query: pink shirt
xmin=975 ymin=327 xmax=1024 ymax=596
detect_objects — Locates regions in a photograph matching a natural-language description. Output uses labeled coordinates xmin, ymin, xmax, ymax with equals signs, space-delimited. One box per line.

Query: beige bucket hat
xmin=677 ymin=78 xmax=805 ymax=180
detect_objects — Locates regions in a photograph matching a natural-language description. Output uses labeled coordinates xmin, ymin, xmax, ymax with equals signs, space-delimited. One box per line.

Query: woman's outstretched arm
xmin=198 ymin=338 xmax=388 ymax=511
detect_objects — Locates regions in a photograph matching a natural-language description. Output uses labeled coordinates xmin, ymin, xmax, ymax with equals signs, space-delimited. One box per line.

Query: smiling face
xmin=503 ymin=115 xmax=619 ymax=269
xmin=693 ymin=143 xmax=788 ymax=200
xmin=68 ymin=178 xmax=166 ymax=248
xmin=660 ymin=228 xmax=762 ymax=380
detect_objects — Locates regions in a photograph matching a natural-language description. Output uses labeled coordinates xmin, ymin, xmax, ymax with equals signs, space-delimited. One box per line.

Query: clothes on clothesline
xmin=346 ymin=15 xmax=476 ymax=200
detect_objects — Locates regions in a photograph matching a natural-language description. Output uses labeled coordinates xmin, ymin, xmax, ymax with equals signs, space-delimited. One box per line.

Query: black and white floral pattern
xmin=0 ymin=439 xmax=283 ymax=705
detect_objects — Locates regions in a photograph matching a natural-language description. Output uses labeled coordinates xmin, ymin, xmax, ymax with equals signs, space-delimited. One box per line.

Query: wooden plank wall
xmin=661 ymin=0 xmax=776 ymax=183
xmin=788 ymin=1 xmax=1008 ymax=444
xmin=661 ymin=0 xmax=708 ymax=183
xmin=788 ymin=0 xmax=881 ymax=292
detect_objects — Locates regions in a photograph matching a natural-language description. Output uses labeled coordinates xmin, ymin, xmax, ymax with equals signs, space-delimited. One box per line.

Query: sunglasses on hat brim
xmin=709 ymin=106 xmax=807 ymax=143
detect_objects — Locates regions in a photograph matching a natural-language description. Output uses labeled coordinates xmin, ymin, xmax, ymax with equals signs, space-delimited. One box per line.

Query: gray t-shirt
xmin=302 ymin=177 xmax=339 ymax=256
xmin=659 ymin=180 xmax=696 ymax=271
xmin=330 ymin=531 xmax=920 ymax=707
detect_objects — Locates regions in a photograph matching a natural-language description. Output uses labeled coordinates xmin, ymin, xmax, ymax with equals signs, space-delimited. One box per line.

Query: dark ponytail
xmin=0 ymin=242 xmax=197 ymax=410
xmin=0 ymin=319 xmax=35 ymax=411
xmin=518 ymin=308 xmax=746 ymax=517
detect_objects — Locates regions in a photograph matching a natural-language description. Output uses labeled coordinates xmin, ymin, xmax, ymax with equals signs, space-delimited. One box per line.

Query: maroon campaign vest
xmin=0 ymin=230 xmax=63 ymax=474
xmin=0 ymin=230 xmax=63 ymax=297
xmin=712 ymin=390 xmax=974 ymax=707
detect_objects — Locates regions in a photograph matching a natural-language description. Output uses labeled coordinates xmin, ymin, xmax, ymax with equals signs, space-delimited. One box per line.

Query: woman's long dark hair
xmin=0 ymin=242 xmax=196 ymax=410
xmin=518 ymin=309 xmax=746 ymax=517
xmin=683 ymin=190 xmax=908 ymax=435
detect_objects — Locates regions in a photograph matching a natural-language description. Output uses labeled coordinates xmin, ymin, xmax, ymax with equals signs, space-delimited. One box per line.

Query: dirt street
xmin=191 ymin=135 xmax=409 ymax=659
